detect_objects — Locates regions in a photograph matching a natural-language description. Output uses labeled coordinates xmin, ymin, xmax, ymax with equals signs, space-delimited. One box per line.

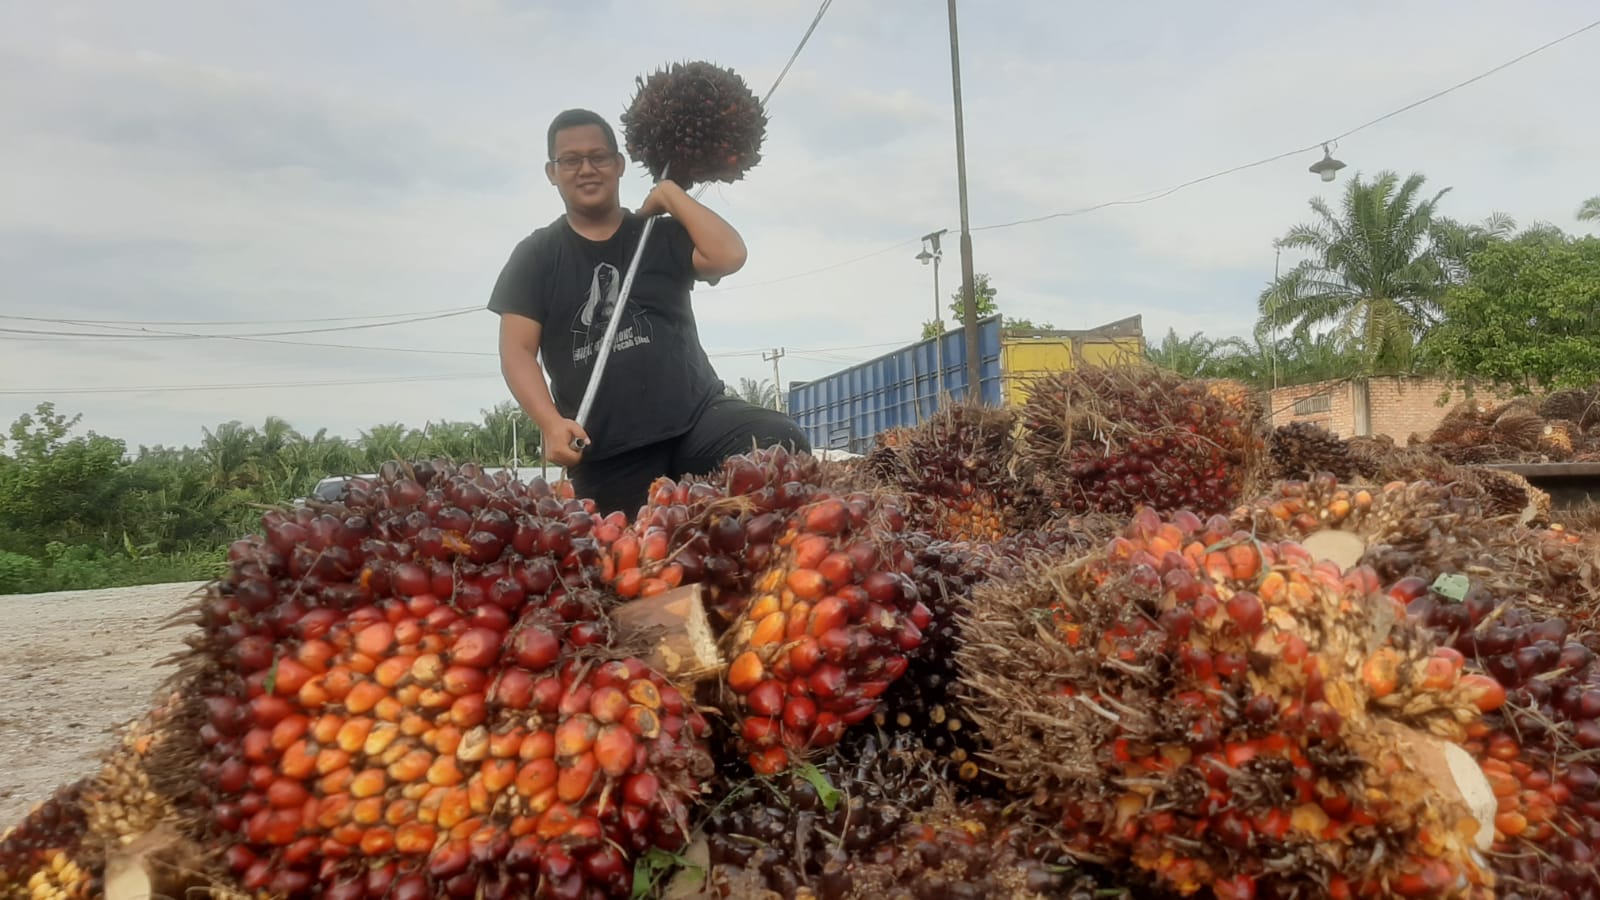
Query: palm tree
xmin=729 ymin=377 xmax=779 ymax=410
xmin=1144 ymin=328 xmax=1223 ymax=377
xmin=1260 ymin=171 xmax=1453 ymax=373
xmin=1579 ymin=196 xmax=1600 ymax=223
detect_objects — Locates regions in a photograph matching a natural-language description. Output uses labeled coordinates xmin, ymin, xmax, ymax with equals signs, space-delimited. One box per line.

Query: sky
xmin=2 ymin=0 xmax=1597 ymax=452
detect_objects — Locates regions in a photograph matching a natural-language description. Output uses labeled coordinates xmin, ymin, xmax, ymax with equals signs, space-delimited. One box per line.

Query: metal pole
xmin=764 ymin=348 xmax=786 ymax=412
xmin=932 ymin=251 xmax=943 ymax=402
xmin=946 ymin=0 xmax=980 ymax=401
xmin=1272 ymin=246 xmax=1281 ymax=390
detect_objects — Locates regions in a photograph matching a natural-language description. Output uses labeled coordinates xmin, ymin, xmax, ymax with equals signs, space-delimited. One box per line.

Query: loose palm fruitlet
xmin=0 ymin=782 xmax=96 ymax=900
xmin=958 ymin=506 xmax=1498 ymax=898
xmin=702 ymin=730 xmax=1118 ymax=899
xmin=621 ymin=60 xmax=766 ymax=190
xmin=1399 ymin=576 xmax=1600 ymax=898
xmin=191 ymin=459 xmax=714 ymax=899
xmin=632 ymin=446 xmax=926 ymax=775
xmin=1015 ymin=366 xmax=1265 ymax=519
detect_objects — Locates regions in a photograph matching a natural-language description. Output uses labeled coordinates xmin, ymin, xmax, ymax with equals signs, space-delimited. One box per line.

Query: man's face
xmin=547 ymin=125 xmax=623 ymax=216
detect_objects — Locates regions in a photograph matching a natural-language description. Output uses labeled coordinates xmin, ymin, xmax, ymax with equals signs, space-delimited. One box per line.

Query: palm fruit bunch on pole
xmin=620 ymin=60 xmax=766 ymax=190
xmin=183 ymin=460 xmax=715 ymax=899
xmin=1397 ymin=575 xmax=1600 ymax=897
xmin=1014 ymin=366 xmax=1266 ymax=519
xmin=700 ymin=730 xmax=1122 ymax=899
xmin=862 ymin=403 xmax=1034 ymax=543
xmin=628 ymin=446 xmax=928 ymax=776
xmin=957 ymin=506 xmax=1501 ymax=899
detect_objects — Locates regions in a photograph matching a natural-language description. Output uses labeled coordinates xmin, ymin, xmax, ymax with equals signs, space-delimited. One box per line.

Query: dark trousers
xmin=570 ymin=396 xmax=811 ymax=518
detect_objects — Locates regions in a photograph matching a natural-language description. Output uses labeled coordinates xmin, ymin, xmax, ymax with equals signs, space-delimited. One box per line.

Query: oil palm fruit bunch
xmin=1539 ymin=419 xmax=1580 ymax=459
xmin=863 ymin=403 xmax=1029 ymax=543
xmin=869 ymin=536 xmax=992 ymax=787
xmin=0 ymin=781 xmax=96 ymax=900
xmin=621 ymin=60 xmax=766 ymax=190
xmin=1398 ymin=576 xmax=1600 ymax=897
xmin=633 ymin=446 xmax=926 ymax=775
xmin=1540 ymin=387 xmax=1600 ymax=429
xmin=1015 ymin=366 xmax=1262 ymax=519
xmin=702 ymin=730 xmax=1119 ymax=899
xmin=186 ymin=459 xmax=715 ymax=898
xmin=1235 ymin=475 xmax=1592 ymax=624
xmin=1268 ymin=421 xmax=1361 ymax=481
xmin=958 ymin=506 xmax=1499 ymax=899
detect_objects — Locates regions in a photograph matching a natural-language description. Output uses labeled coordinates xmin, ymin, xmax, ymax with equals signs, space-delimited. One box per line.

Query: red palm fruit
xmin=747 ymin=680 xmax=786 ymax=717
xmin=557 ymin=754 xmax=600 ymax=804
xmin=728 ymin=652 xmax=765 ymax=693
xmin=594 ymin=725 xmax=638 ymax=778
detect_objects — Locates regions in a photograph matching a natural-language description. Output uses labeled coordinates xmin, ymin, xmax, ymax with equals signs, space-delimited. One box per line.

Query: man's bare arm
xmin=639 ymin=181 xmax=747 ymax=280
xmin=498 ymin=314 xmax=589 ymax=466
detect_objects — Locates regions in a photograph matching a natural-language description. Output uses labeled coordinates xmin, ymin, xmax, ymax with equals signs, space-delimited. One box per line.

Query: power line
xmin=0 ymin=373 xmax=496 ymax=397
xmin=971 ymin=15 xmax=1600 ymax=234
xmin=0 ymin=306 xmax=478 ymax=328
xmin=0 ymin=308 xmax=476 ymax=339
xmin=714 ymin=16 xmax=1600 ymax=274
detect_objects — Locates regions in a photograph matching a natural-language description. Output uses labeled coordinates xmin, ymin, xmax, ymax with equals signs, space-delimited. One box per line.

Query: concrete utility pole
xmin=763 ymin=348 xmax=786 ymax=412
xmin=946 ymin=0 xmax=980 ymax=399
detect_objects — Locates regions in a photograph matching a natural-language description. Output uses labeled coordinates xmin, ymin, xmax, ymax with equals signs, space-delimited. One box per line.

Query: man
xmin=488 ymin=108 xmax=810 ymax=517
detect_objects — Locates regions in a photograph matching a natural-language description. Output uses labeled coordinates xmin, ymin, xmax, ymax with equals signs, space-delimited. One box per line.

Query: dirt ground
xmin=0 ymin=581 xmax=204 ymax=826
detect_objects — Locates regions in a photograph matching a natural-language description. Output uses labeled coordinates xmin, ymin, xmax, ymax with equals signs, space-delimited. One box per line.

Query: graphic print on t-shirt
xmin=570 ymin=261 xmax=652 ymax=367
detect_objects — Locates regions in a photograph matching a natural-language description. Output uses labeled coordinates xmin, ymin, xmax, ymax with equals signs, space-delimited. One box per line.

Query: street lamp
xmin=918 ymin=229 xmax=948 ymax=402
xmin=1309 ymin=143 xmax=1346 ymax=183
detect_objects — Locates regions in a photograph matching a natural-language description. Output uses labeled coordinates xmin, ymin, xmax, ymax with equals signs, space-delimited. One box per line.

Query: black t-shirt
xmin=487 ymin=212 xmax=726 ymax=462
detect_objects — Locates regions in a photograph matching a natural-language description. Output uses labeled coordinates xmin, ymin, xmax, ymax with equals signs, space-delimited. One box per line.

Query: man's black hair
xmin=547 ymin=109 xmax=619 ymax=159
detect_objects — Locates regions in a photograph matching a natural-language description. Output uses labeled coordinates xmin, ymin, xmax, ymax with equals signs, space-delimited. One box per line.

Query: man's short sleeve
xmin=659 ymin=216 xmax=719 ymax=288
xmin=487 ymin=236 xmax=546 ymax=322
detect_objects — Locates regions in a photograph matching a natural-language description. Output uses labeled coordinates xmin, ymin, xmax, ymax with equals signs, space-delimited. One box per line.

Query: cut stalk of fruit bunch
xmin=629 ymin=446 xmax=926 ymax=775
xmin=957 ymin=505 xmax=1496 ymax=897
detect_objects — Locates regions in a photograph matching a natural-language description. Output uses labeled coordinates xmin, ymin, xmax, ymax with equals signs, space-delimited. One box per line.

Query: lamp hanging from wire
xmin=1309 ymin=142 xmax=1347 ymax=183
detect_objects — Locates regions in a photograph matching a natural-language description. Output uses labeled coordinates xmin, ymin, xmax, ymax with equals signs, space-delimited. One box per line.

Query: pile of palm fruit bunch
xmin=1013 ymin=366 xmax=1269 ymax=519
xmin=14 ymin=363 xmax=1600 ymax=899
xmin=1267 ymin=418 xmax=1552 ymax=522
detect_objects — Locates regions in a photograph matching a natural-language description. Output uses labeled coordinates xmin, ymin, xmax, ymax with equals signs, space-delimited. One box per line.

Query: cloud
xmin=3 ymin=0 xmax=1597 ymax=450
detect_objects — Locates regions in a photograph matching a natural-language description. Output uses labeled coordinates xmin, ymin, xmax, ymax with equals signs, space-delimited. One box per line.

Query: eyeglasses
xmin=549 ymin=152 xmax=619 ymax=173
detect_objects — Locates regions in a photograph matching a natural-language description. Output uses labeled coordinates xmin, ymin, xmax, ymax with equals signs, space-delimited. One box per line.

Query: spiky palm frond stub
xmin=621 ymin=60 xmax=766 ymax=190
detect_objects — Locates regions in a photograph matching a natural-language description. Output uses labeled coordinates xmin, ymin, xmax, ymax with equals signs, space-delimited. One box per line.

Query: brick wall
xmin=1266 ymin=376 xmax=1518 ymax=441
xmin=1266 ymin=380 xmax=1356 ymax=437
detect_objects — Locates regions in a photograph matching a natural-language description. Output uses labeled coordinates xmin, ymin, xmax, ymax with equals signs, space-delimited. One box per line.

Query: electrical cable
xmin=0 ymin=306 xmax=478 ymax=328
xmin=0 ymin=373 xmax=495 ymax=397
xmin=0 ymin=309 xmax=476 ymax=339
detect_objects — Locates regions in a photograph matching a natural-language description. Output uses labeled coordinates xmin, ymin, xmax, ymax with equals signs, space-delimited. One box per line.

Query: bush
xmin=0 ymin=550 xmax=46 ymax=594
xmin=0 ymin=543 xmax=227 ymax=595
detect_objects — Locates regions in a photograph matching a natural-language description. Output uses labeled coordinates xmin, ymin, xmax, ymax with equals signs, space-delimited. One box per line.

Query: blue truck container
xmin=785 ymin=314 xmax=1144 ymax=453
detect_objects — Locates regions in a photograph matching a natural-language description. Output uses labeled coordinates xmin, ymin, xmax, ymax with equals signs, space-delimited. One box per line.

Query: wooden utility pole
xmin=946 ymin=0 xmax=980 ymax=399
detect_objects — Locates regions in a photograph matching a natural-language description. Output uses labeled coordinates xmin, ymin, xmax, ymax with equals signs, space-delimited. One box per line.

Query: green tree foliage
xmin=1260 ymin=171 xmax=1457 ymax=373
xmin=0 ymin=402 xmax=550 ymax=594
xmin=727 ymin=377 xmax=779 ymax=410
xmin=921 ymin=274 xmax=1053 ymax=339
xmin=1426 ymin=231 xmax=1600 ymax=393
xmin=1579 ymin=196 xmax=1600 ymax=223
